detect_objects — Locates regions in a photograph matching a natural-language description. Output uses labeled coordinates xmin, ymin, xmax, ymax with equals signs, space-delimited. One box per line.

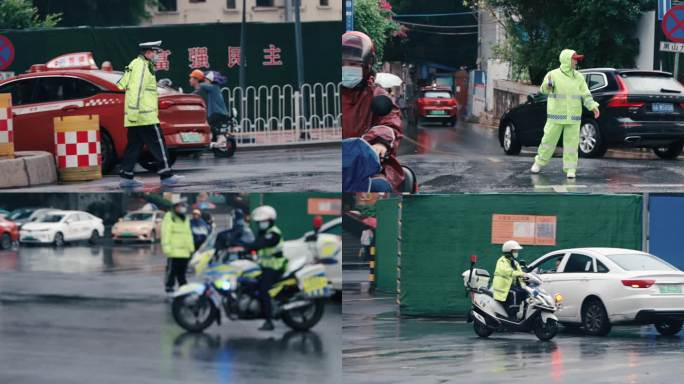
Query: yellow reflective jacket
xmin=161 ymin=212 xmax=195 ymax=258
xmin=491 ymin=255 xmax=525 ymax=301
xmin=117 ymin=56 xmax=160 ymax=127
xmin=258 ymin=226 xmax=287 ymax=271
xmin=540 ymin=49 xmax=599 ymax=124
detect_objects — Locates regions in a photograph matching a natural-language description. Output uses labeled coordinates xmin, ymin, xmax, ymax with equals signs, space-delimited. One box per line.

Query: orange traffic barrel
xmin=0 ymin=93 xmax=13 ymax=158
xmin=53 ymin=115 xmax=102 ymax=182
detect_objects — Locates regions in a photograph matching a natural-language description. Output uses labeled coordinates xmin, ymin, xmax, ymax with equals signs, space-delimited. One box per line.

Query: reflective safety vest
xmin=540 ymin=49 xmax=599 ymax=125
xmin=491 ymin=255 xmax=526 ymax=302
xmin=117 ymin=56 xmax=160 ymax=127
xmin=258 ymin=226 xmax=287 ymax=271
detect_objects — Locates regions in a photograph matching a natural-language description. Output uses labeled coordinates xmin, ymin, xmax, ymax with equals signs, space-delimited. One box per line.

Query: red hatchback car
xmin=0 ymin=216 xmax=18 ymax=249
xmin=0 ymin=53 xmax=211 ymax=172
xmin=414 ymin=85 xmax=459 ymax=127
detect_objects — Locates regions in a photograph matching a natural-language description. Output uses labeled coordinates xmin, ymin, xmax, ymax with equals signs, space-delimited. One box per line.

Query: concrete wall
xmin=145 ymin=0 xmax=341 ymax=25
xmin=492 ymin=79 xmax=538 ymax=124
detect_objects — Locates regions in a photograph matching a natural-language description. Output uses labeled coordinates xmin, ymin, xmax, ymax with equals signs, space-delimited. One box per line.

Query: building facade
xmin=146 ymin=0 xmax=341 ymax=24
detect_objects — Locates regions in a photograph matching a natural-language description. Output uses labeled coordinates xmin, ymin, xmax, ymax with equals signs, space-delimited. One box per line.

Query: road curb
xmin=0 ymin=292 xmax=165 ymax=304
xmin=0 ymin=151 xmax=57 ymax=189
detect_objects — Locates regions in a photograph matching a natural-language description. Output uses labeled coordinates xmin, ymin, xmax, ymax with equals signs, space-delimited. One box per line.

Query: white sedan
xmin=20 ymin=210 xmax=105 ymax=247
xmin=528 ymin=247 xmax=684 ymax=336
xmin=284 ymin=217 xmax=341 ymax=292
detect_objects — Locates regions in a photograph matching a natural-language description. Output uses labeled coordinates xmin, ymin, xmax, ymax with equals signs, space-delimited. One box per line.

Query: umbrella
xmin=375 ymin=72 xmax=403 ymax=88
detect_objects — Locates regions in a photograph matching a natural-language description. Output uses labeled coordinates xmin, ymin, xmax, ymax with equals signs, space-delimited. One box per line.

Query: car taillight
xmin=621 ymin=279 xmax=655 ymax=288
xmin=607 ymin=76 xmax=645 ymax=109
xmin=159 ymin=100 xmax=174 ymax=109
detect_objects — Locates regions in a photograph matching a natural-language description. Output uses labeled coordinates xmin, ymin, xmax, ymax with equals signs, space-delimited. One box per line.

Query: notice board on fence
xmin=491 ymin=214 xmax=557 ymax=246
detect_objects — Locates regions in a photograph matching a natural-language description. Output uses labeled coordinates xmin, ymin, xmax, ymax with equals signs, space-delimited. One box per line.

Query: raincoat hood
xmin=559 ymin=49 xmax=576 ymax=74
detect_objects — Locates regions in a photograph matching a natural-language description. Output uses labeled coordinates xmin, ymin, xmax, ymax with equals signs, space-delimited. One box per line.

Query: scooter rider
xmin=492 ymin=240 xmax=528 ymax=319
xmin=342 ymin=31 xmax=404 ymax=192
xmin=243 ymin=205 xmax=286 ymax=331
xmin=188 ymin=69 xmax=229 ymax=128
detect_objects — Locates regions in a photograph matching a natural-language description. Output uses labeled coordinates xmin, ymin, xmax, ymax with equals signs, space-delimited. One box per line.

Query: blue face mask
xmin=341 ymin=66 xmax=363 ymax=88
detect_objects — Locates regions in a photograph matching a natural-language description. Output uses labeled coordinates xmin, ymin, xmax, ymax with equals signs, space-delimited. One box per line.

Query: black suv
xmin=499 ymin=69 xmax=684 ymax=159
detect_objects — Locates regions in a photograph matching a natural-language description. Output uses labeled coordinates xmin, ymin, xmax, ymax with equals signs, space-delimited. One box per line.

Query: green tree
xmin=33 ymin=0 xmax=158 ymax=27
xmin=354 ymin=0 xmax=400 ymax=63
xmin=474 ymin=0 xmax=655 ymax=84
xmin=0 ymin=0 xmax=60 ymax=29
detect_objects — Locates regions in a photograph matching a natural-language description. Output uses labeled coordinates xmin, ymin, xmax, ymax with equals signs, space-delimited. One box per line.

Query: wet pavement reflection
xmin=398 ymin=120 xmax=684 ymax=193
xmin=343 ymin=285 xmax=684 ymax=384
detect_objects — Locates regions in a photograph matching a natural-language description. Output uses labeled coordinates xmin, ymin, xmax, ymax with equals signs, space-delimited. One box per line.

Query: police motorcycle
xmin=171 ymin=231 xmax=332 ymax=333
xmin=342 ymin=95 xmax=417 ymax=193
xmin=462 ymin=255 xmax=561 ymax=341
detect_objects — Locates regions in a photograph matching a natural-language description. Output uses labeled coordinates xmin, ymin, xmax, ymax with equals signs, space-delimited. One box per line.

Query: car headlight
xmin=554 ymin=293 xmax=563 ymax=303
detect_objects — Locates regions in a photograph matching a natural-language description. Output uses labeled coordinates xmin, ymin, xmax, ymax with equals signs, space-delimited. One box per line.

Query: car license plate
xmin=430 ymin=110 xmax=446 ymax=115
xmin=180 ymin=132 xmax=203 ymax=143
xmin=652 ymin=103 xmax=674 ymax=113
xmin=23 ymin=235 xmax=35 ymax=240
xmin=659 ymin=284 xmax=682 ymax=294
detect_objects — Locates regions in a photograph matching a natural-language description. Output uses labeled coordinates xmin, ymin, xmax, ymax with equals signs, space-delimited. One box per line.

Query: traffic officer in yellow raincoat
xmin=117 ymin=41 xmax=183 ymax=188
xmin=492 ymin=240 xmax=527 ymax=319
xmin=244 ymin=205 xmax=287 ymax=331
xmin=530 ymin=49 xmax=600 ymax=179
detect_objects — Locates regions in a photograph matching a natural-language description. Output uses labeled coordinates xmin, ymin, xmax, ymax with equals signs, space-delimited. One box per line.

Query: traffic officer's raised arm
xmin=539 ymin=72 xmax=553 ymax=95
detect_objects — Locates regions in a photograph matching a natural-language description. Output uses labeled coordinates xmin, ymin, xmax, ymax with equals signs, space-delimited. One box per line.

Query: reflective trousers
xmin=534 ymin=121 xmax=580 ymax=173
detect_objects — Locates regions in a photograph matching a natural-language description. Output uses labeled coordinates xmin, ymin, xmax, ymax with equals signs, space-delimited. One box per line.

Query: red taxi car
xmin=0 ymin=216 xmax=19 ymax=250
xmin=0 ymin=52 xmax=211 ymax=172
xmin=414 ymin=85 xmax=459 ymax=127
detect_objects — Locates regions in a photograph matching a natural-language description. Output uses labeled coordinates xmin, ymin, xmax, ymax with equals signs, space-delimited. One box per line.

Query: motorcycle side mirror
xmin=371 ymin=95 xmax=393 ymax=117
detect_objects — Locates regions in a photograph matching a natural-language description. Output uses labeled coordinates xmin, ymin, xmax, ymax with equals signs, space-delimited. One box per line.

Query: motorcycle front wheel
xmin=473 ymin=320 xmax=493 ymax=338
xmin=534 ymin=317 xmax=558 ymax=341
xmin=172 ymin=294 xmax=218 ymax=333
xmin=282 ymin=299 xmax=325 ymax=331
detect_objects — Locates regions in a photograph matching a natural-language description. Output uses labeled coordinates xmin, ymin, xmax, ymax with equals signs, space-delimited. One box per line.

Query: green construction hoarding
xmin=0 ymin=21 xmax=341 ymax=88
xmin=372 ymin=194 xmax=643 ymax=317
xmin=374 ymin=197 xmax=399 ymax=292
xmin=249 ymin=192 xmax=340 ymax=241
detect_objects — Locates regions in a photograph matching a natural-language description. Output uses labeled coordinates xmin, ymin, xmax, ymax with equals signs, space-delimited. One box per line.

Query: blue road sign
xmin=346 ymin=0 xmax=354 ymax=32
xmin=660 ymin=0 xmax=672 ymax=21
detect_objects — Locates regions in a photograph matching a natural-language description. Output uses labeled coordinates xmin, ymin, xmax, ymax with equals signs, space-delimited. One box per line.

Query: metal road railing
xmin=221 ymin=82 xmax=341 ymax=146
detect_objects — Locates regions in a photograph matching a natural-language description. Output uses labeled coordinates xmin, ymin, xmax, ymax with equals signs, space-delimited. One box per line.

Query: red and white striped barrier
xmin=53 ymin=115 xmax=102 ymax=181
xmin=0 ymin=93 xmax=13 ymax=158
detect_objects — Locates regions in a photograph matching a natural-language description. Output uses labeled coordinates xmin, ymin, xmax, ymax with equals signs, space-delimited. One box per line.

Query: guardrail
xmin=221 ymin=82 xmax=341 ymax=146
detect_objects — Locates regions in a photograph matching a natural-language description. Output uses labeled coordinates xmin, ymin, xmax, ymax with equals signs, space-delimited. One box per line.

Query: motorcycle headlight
xmin=220 ymin=280 xmax=231 ymax=290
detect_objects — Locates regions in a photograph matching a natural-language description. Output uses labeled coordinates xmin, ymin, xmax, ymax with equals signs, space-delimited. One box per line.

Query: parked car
xmin=111 ymin=210 xmax=164 ymax=243
xmin=527 ymin=247 xmax=684 ymax=336
xmin=0 ymin=52 xmax=211 ymax=173
xmin=499 ymin=69 xmax=684 ymax=159
xmin=5 ymin=208 xmax=55 ymax=229
xmin=0 ymin=216 xmax=19 ymax=249
xmin=284 ymin=217 xmax=341 ymax=291
xmin=20 ymin=210 xmax=104 ymax=246
xmin=414 ymin=85 xmax=458 ymax=126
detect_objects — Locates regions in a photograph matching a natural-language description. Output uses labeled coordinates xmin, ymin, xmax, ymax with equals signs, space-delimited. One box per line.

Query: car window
xmin=585 ymin=74 xmax=607 ymax=91
xmin=597 ymin=260 xmax=609 ymax=273
xmin=621 ymin=74 xmax=684 ymax=94
xmin=33 ymin=77 xmax=101 ymax=103
xmin=78 ymin=213 xmax=91 ymax=221
xmin=531 ymin=254 xmax=565 ymax=274
xmin=422 ymin=91 xmax=452 ymax=98
xmin=605 ymin=253 xmax=678 ymax=271
xmin=323 ymin=223 xmax=342 ymax=236
xmin=562 ymin=253 xmax=595 ymax=273
xmin=125 ymin=212 xmax=154 ymax=221
xmin=0 ymin=79 xmax=37 ymax=105
xmin=40 ymin=214 xmax=64 ymax=223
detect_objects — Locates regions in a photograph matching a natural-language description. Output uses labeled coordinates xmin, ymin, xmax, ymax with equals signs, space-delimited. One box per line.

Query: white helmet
xmin=502 ymin=240 xmax=523 ymax=253
xmin=251 ymin=205 xmax=277 ymax=222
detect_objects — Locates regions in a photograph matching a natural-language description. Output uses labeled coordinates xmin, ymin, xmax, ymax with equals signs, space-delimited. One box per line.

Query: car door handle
xmin=61 ymin=105 xmax=80 ymax=112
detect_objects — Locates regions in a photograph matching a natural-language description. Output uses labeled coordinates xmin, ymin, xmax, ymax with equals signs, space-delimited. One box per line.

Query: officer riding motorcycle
xmin=492 ymin=240 xmax=528 ymax=319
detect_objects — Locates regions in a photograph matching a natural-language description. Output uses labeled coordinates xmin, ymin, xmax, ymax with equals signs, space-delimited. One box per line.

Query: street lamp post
xmin=293 ymin=0 xmax=308 ymax=127
xmin=239 ymin=0 xmax=247 ymax=89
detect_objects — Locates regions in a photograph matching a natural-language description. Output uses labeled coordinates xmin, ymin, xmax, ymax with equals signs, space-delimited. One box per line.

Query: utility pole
xmin=239 ymin=0 xmax=247 ymax=89
xmin=294 ymin=0 xmax=307 ymax=122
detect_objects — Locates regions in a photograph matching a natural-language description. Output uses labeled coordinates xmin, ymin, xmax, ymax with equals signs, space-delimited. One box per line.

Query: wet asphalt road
xmin=343 ymin=270 xmax=684 ymax=384
xmin=0 ymin=242 xmax=341 ymax=384
xmin=399 ymin=121 xmax=684 ymax=193
xmin=3 ymin=145 xmax=340 ymax=193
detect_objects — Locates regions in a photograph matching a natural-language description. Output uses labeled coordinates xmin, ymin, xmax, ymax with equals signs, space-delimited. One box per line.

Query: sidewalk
xmin=0 ymin=270 xmax=166 ymax=303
